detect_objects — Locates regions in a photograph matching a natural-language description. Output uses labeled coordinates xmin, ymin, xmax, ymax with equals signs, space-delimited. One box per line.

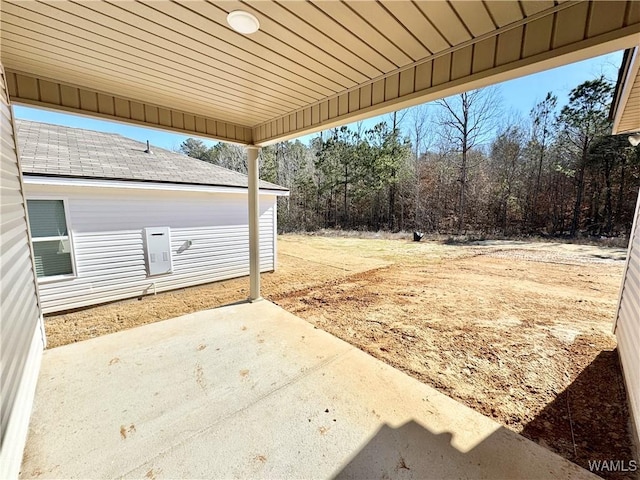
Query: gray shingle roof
xmin=16 ymin=120 xmax=288 ymax=192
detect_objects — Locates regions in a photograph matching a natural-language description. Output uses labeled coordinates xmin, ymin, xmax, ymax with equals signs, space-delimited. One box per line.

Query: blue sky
xmin=14 ymin=50 xmax=623 ymax=151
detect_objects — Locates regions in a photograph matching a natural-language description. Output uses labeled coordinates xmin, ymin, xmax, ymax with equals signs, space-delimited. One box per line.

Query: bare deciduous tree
xmin=408 ymin=105 xmax=432 ymax=226
xmin=527 ymin=93 xmax=557 ymax=229
xmin=435 ymin=87 xmax=502 ymax=232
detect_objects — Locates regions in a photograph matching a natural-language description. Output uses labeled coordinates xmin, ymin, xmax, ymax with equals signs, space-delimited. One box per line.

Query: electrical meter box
xmin=143 ymin=227 xmax=173 ymax=276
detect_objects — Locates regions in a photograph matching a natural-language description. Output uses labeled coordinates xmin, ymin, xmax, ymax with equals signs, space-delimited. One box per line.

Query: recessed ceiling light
xmin=227 ymin=10 xmax=260 ymax=35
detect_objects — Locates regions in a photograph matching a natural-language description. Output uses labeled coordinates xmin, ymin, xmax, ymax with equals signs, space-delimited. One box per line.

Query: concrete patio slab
xmin=20 ymin=301 xmax=596 ymax=479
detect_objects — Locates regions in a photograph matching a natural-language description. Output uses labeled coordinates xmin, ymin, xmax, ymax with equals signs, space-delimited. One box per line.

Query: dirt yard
xmin=46 ymin=234 xmax=634 ymax=478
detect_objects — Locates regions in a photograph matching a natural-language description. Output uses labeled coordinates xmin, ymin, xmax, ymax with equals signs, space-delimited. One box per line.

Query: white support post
xmin=247 ymin=146 xmax=261 ymax=302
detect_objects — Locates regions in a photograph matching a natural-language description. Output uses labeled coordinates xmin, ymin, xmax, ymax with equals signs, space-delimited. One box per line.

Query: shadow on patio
xmin=334 ymin=419 xmax=598 ymax=479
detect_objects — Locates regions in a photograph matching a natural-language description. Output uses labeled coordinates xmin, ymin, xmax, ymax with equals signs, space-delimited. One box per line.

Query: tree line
xmin=180 ymin=76 xmax=640 ymax=238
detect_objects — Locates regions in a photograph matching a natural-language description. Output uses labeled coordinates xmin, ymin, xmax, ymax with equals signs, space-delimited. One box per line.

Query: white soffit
xmin=2 ymin=1 xmax=639 ymax=145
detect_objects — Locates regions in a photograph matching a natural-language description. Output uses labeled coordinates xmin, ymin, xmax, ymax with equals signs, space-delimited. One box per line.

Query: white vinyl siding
xmin=24 ymin=182 xmax=277 ymax=314
xmin=27 ymin=199 xmax=75 ymax=279
xmin=0 ymin=64 xmax=43 ymax=480
xmin=614 ymin=190 xmax=640 ymax=448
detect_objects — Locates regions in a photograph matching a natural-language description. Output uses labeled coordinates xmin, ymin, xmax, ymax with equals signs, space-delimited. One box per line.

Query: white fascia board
xmin=23 ymin=175 xmax=290 ymax=196
xmin=612 ymin=46 xmax=640 ymax=135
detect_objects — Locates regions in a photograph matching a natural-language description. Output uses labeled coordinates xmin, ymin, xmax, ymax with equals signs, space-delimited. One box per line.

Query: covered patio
xmin=21 ymin=301 xmax=595 ymax=479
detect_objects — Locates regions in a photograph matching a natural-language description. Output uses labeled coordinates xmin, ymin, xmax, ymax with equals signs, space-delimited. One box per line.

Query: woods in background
xmin=181 ymin=76 xmax=640 ymax=238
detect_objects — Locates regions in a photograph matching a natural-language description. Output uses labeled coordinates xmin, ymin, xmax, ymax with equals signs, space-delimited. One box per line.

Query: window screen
xmin=27 ymin=200 xmax=74 ymax=278
xmin=27 ymin=200 xmax=68 ymax=238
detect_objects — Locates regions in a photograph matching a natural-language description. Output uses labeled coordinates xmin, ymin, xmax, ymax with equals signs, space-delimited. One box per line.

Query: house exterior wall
xmin=0 ymin=65 xmax=44 ymax=480
xmin=614 ymin=188 xmax=640 ymax=449
xmin=24 ymin=181 xmax=278 ymax=314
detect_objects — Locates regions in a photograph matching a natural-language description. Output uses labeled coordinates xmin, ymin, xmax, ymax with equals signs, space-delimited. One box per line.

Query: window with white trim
xmin=26 ymin=199 xmax=74 ymax=279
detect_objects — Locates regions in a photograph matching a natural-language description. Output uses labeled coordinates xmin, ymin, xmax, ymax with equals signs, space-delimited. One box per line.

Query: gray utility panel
xmin=143 ymin=227 xmax=173 ymax=276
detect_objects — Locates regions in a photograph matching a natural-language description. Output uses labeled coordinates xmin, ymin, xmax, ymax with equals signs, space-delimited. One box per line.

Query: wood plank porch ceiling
xmin=2 ymin=0 xmax=639 ymax=145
